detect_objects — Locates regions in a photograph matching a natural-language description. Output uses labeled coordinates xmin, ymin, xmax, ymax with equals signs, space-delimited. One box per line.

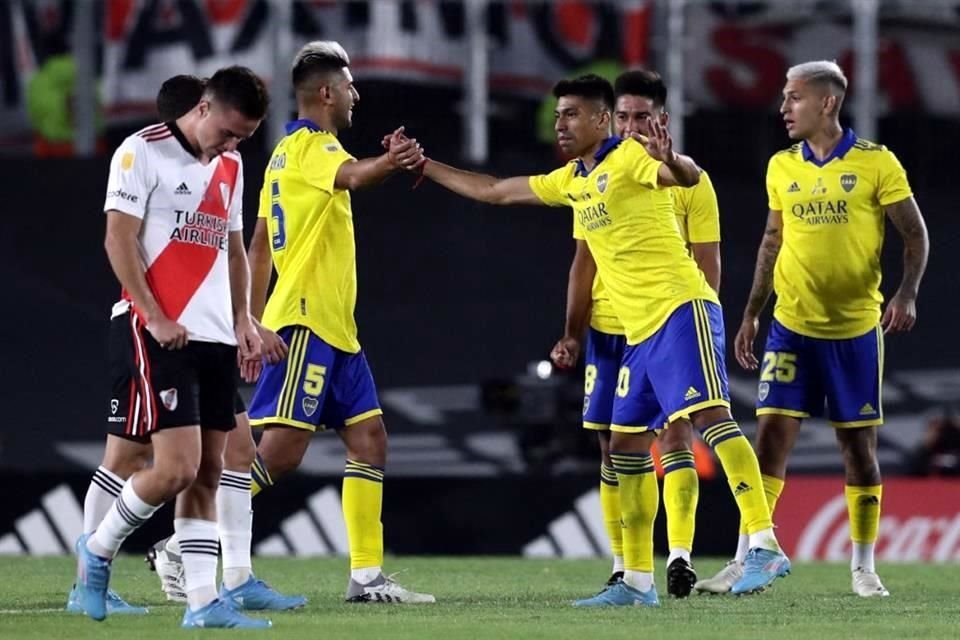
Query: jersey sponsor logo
xmin=111 ymin=399 xmax=119 ymax=415
xmin=324 ymin=144 xmax=339 ymax=152
xmin=170 ymin=210 xmax=229 ymax=250
xmin=121 ymin=152 xmax=135 ymax=171
xmin=174 ymin=182 xmax=191 ymax=195
xmin=596 ymin=172 xmax=608 ymax=193
xmin=106 ymin=189 xmax=139 ymax=203
xmin=786 ymin=181 xmax=800 ymax=193
xmin=219 ymin=182 xmax=231 ymax=210
xmin=159 ymin=388 xmax=179 ymax=411
xmin=790 ymin=200 xmax=849 ymax=225
xmin=840 ymin=174 xmax=857 ymax=193
xmin=577 ymin=202 xmax=611 ymax=232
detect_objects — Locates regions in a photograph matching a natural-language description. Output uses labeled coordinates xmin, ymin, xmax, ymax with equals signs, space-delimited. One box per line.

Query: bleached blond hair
xmin=292 ymin=41 xmax=350 ymax=70
xmin=787 ymin=60 xmax=848 ymax=96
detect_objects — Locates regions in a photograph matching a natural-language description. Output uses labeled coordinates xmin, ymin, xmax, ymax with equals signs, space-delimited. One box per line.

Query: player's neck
xmin=298 ymin=109 xmax=337 ymax=136
xmin=804 ymin=122 xmax=844 ymax=161
xmin=577 ymin=138 xmax=606 ymax=172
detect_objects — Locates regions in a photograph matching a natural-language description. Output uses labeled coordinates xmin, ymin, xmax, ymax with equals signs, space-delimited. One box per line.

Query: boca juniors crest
xmin=596 ymin=173 xmax=608 ymax=193
xmin=840 ymin=174 xmax=857 ymax=193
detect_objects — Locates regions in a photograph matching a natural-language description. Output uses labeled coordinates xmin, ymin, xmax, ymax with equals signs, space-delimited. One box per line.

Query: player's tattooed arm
xmin=743 ymin=209 xmax=783 ymax=319
xmin=882 ymin=196 xmax=929 ymax=333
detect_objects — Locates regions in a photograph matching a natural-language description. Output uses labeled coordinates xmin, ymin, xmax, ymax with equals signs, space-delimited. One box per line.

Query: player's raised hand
xmin=148 ymin=315 xmax=189 ymax=350
xmin=734 ymin=316 xmax=760 ymax=370
xmin=254 ymin=318 xmax=288 ymax=364
xmin=881 ymin=292 xmax=917 ymax=334
xmin=550 ymin=336 xmax=581 ymax=370
xmin=640 ymin=114 xmax=676 ymax=163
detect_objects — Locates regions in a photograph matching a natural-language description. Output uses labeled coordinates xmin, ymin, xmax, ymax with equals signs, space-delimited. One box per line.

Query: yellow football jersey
xmin=258 ymin=119 xmax=361 ymax=353
xmin=588 ymin=170 xmax=721 ymax=335
xmin=766 ymin=129 xmax=912 ymax=339
xmin=531 ymin=137 xmax=718 ymax=345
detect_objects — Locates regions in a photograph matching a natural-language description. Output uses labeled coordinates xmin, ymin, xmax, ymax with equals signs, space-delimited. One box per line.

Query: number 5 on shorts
xmin=303 ymin=364 xmax=327 ymax=396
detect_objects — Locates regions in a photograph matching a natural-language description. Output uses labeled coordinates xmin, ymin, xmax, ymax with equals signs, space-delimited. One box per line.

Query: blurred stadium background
xmin=0 ymin=0 xmax=957 ymax=567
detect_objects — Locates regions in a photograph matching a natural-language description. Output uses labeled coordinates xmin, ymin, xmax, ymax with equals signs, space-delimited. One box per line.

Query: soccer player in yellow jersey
xmin=696 ymin=61 xmax=929 ymax=598
xmin=245 ymin=41 xmax=435 ymax=604
xmin=551 ymin=70 xmax=721 ymax=599
xmin=418 ymin=74 xmax=789 ymax=605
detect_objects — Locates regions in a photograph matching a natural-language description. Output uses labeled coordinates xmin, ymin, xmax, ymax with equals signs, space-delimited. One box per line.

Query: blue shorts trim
xmin=581 ymin=328 xmax=626 ymax=430
xmin=248 ymin=326 xmax=381 ymax=432
xmin=612 ymin=300 xmax=730 ymax=430
xmin=755 ymin=320 xmax=883 ymax=427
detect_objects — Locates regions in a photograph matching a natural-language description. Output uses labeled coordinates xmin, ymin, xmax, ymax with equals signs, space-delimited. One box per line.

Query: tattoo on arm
xmin=744 ymin=211 xmax=783 ymax=318
xmin=885 ymin=197 xmax=929 ymax=297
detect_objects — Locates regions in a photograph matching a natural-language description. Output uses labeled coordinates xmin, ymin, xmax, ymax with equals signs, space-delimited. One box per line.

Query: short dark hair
xmin=204 ymin=66 xmax=269 ymax=120
xmin=553 ymin=74 xmax=615 ymax=112
xmin=614 ymin=70 xmax=667 ymax=108
xmin=292 ymin=41 xmax=351 ymax=90
xmin=156 ymin=74 xmax=205 ymax=121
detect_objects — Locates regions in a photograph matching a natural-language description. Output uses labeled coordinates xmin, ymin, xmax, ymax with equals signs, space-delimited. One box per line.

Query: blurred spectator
xmin=25 ymin=31 xmax=103 ymax=157
xmin=907 ymin=409 xmax=960 ymax=476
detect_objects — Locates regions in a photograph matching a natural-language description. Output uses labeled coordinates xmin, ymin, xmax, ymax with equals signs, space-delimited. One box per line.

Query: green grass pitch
xmin=0 ymin=556 xmax=955 ymax=639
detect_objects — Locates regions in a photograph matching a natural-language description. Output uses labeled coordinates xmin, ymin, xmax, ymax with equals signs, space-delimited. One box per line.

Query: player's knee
xmin=224 ymin=431 xmax=256 ymax=470
xmin=156 ymin=459 xmax=200 ymax=496
xmin=344 ymin=419 xmax=387 ymax=466
xmin=659 ymin=421 xmax=693 ymax=453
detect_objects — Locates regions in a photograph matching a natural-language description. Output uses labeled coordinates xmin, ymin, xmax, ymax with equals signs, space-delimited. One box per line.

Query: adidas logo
xmin=174 ymin=182 xmax=191 ymax=195
xmin=860 ymin=495 xmax=880 ymax=506
xmin=0 ymin=484 xmax=83 ymax=555
xmin=684 ymin=386 xmax=701 ymax=401
xmin=859 ymin=403 xmax=876 ymax=416
xmin=524 ymin=489 xmax=607 ymax=558
xmin=254 ymin=486 xmax=348 ymax=557
xmin=734 ymin=481 xmax=752 ymax=496
xmin=787 ymin=181 xmax=800 ymax=193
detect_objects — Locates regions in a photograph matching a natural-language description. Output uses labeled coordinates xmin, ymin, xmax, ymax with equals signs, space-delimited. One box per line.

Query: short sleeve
xmin=876 ymin=148 xmax=913 ymax=206
xmin=528 ymin=166 xmax=569 ymax=207
xmin=257 ymin=165 xmax=270 ymax=220
xmin=624 ymin=139 xmax=662 ymax=190
xmin=300 ymin=133 xmax=356 ymax=193
xmin=228 ymin=156 xmax=244 ymax=232
xmin=765 ymin=156 xmax=782 ymax=211
xmin=104 ymin=136 xmax=153 ymax=218
xmin=572 ymin=211 xmax=584 ymax=240
xmin=683 ymin=170 xmax=721 ymax=243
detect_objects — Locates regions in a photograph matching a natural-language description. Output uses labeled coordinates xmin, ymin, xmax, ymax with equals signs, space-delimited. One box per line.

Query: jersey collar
xmin=166 ymin=120 xmax=199 ymax=159
xmin=801 ymin=128 xmax=857 ymax=167
xmin=574 ymin=136 xmax=623 ymax=177
xmin=285 ymin=118 xmax=325 ymax=135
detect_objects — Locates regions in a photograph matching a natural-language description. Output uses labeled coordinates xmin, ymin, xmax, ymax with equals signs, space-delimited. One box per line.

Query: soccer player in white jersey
xmin=71 ymin=66 xmax=275 ymax=629
xmin=69 ymin=74 xmax=305 ymax=615
xmin=696 ymin=61 xmax=929 ymax=597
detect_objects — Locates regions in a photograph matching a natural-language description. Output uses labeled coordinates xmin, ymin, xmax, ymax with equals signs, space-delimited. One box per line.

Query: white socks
xmin=218 ymin=470 xmax=253 ymax=589
xmin=623 ymin=570 xmax=653 ymax=592
xmin=612 ymin=555 xmax=625 ymax=574
xmin=852 ymin=542 xmax=876 ymax=573
xmin=667 ymin=548 xmax=691 ymax=565
xmin=84 ymin=466 xmax=124 ymax=534
xmin=176 ymin=518 xmax=219 ymax=610
xmin=351 ymin=566 xmax=382 ymax=585
xmin=748 ymin=528 xmax=781 ymax=554
xmin=88 ymin=479 xmax=160 ymax=558
xmin=735 ymin=533 xmax=750 ymax=564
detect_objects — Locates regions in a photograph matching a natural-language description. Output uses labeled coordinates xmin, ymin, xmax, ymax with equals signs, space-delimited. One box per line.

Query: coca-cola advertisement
xmin=776 ymin=477 xmax=960 ymax=563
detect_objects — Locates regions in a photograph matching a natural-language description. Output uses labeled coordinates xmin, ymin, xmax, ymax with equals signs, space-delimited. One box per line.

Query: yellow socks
xmin=342 ymin=460 xmax=385 ymax=570
xmin=609 ymin=452 xmax=659 ymax=575
xmin=660 ymin=450 xmax=698 ymax=555
xmin=599 ymin=464 xmax=623 ymax=561
xmin=700 ymin=420 xmax=774 ymax=540
xmin=250 ymin=452 xmax=274 ymax=497
xmin=847 ymin=484 xmax=882 ymax=572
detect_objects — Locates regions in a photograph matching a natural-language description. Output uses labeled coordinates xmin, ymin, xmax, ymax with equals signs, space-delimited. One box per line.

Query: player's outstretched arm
xmin=421 ymin=160 xmax=542 ymax=206
xmin=335 ymin=127 xmax=423 ymax=192
xmin=551 ymin=240 xmax=596 ymax=369
xmin=104 ymin=210 xmax=188 ymax=349
xmin=882 ymin=196 xmax=929 ymax=334
xmin=735 ymin=209 xmax=783 ymax=370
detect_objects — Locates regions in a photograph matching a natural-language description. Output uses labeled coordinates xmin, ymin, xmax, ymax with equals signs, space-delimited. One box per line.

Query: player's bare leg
xmin=695 ymin=413 xmax=797 ymax=594
xmin=657 ymin=421 xmax=698 ymax=597
xmin=596 ymin=431 xmax=624 ymax=586
xmin=837 ymin=426 xmax=888 ymax=597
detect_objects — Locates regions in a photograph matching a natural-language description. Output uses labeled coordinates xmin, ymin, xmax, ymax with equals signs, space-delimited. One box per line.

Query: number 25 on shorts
xmin=302 ymin=364 xmax=327 ymax=396
xmin=760 ymin=352 xmax=797 ymax=383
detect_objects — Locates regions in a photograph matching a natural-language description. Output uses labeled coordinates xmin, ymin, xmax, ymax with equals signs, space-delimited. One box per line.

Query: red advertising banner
xmin=776 ymin=477 xmax=960 ymax=563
